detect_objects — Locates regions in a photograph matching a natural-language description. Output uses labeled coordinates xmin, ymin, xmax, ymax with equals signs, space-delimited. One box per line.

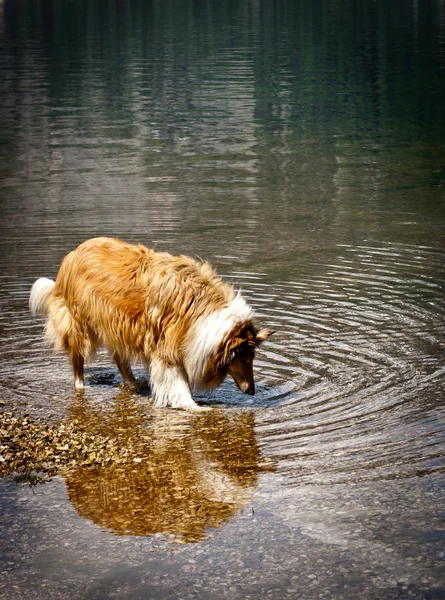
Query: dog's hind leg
xmin=111 ymin=351 xmax=138 ymax=387
xmin=67 ymin=332 xmax=91 ymax=391
xmin=45 ymin=300 xmax=91 ymax=391
xmin=71 ymin=351 xmax=85 ymax=391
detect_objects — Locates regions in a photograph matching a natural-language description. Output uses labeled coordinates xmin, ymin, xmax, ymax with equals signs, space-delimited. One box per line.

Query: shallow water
xmin=1 ymin=1 xmax=445 ymax=598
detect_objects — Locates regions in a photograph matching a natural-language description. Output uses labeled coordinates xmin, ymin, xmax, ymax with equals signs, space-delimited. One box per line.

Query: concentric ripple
xmin=1 ymin=243 xmax=445 ymax=486
xmin=228 ymin=243 xmax=445 ymax=485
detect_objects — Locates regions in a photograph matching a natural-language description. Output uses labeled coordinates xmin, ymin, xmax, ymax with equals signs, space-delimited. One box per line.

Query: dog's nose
xmin=242 ymin=384 xmax=255 ymax=395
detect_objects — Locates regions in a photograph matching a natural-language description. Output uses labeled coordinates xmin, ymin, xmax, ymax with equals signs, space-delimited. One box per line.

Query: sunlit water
xmin=1 ymin=1 xmax=445 ymax=598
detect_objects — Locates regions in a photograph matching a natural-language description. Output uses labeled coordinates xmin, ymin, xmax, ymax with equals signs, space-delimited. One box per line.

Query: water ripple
xmin=231 ymin=243 xmax=445 ymax=484
xmin=1 ymin=243 xmax=444 ymax=486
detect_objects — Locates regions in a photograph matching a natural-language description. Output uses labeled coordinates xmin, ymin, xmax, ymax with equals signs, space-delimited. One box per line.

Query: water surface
xmin=1 ymin=1 xmax=445 ymax=598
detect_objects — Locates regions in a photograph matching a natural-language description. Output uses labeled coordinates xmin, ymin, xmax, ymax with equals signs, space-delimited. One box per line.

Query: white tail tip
xmin=29 ymin=277 xmax=55 ymax=314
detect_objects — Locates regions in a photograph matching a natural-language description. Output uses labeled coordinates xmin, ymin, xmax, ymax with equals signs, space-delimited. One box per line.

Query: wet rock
xmin=0 ymin=411 xmax=125 ymax=480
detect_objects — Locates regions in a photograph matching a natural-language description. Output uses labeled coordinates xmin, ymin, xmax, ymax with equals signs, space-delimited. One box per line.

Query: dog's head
xmin=205 ymin=323 xmax=274 ymax=394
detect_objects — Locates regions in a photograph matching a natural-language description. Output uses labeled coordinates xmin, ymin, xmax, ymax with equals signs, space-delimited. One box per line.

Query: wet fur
xmin=29 ymin=237 xmax=272 ymax=409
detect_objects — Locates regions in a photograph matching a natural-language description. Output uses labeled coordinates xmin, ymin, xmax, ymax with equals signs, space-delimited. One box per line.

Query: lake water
xmin=1 ymin=1 xmax=445 ymax=598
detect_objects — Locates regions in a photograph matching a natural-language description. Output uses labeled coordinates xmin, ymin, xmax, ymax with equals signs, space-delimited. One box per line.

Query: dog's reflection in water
xmin=64 ymin=395 xmax=273 ymax=542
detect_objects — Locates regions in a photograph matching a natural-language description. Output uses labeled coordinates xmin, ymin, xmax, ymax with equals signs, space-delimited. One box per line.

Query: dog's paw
xmin=123 ymin=377 xmax=147 ymax=392
xmin=190 ymin=404 xmax=213 ymax=412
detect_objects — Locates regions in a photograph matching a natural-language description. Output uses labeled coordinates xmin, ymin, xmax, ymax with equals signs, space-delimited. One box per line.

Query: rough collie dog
xmin=29 ymin=237 xmax=273 ymax=409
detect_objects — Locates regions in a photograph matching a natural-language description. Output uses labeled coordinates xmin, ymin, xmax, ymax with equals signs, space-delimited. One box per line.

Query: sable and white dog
xmin=29 ymin=237 xmax=273 ymax=409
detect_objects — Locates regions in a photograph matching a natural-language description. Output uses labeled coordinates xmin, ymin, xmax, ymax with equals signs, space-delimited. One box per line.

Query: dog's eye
xmin=240 ymin=359 xmax=248 ymax=366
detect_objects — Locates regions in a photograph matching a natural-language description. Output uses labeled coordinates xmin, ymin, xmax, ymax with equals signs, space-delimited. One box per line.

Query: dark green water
xmin=1 ymin=1 xmax=445 ymax=598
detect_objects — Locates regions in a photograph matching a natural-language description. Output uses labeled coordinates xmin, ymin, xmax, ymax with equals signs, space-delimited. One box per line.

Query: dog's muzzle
xmin=241 ymin=383 xmax=255 ymax=395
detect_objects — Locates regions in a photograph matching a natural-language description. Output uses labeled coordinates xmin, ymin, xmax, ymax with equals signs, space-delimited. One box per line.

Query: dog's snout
xmin=241 ymin=383 xmax=255 ymax=395
xmin=228 ymin=356 xmax=256 ymax=397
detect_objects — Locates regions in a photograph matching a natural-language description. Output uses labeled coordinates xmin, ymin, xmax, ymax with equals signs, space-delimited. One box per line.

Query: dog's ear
xmin=255 ymin=328 xmax=274 ymax=344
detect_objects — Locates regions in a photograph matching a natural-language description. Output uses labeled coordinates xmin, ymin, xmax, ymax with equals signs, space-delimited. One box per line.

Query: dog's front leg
xmin=149 ymin=357 xmax=199 ymax=410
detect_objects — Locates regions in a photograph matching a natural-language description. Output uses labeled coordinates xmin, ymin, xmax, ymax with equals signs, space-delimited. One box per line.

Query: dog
xmin=29 ymin=237 xmax=273 ymax=409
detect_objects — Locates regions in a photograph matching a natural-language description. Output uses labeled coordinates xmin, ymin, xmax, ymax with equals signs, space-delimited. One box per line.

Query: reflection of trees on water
xmin=64 ymin=396 xmax=273 ymax=542
xmin=3 ymin=0 xmax=444 ymax=146
xmin=2 ymin=0 xmax=444 ymax=259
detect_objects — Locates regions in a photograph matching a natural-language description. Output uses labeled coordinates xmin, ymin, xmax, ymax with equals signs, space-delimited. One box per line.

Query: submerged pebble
xmin=0 ymin=411 xmax=130 ymax=480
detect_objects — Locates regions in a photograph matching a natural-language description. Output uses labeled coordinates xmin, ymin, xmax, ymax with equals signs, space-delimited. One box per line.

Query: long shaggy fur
xmin=29 ymin=237 xmax=272 ymax=409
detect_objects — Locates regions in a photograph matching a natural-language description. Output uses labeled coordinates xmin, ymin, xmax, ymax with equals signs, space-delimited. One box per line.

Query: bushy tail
xmin=29 ymin=277 xmax=55 ymax=315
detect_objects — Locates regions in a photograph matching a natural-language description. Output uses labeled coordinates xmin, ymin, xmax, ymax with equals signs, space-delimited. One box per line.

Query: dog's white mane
xmin=184 ymin=293 xmax=253 ymax=389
